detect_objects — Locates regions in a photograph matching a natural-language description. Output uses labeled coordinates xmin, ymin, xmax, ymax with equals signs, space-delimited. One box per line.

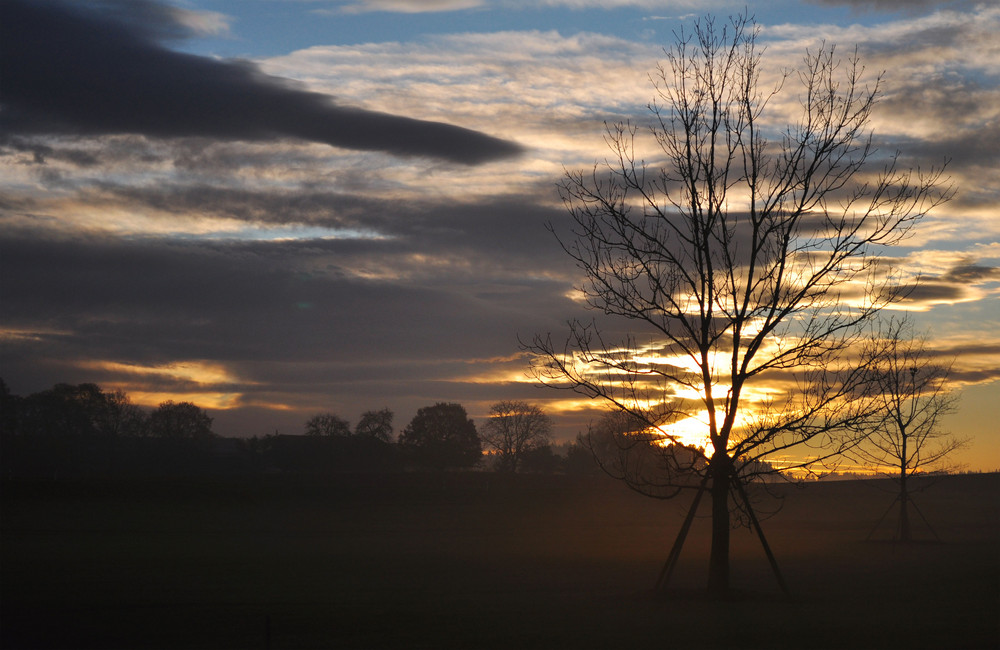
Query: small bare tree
xmin=304 ymin=413 xmax=351 ymax=437
xmin=98 ymin=388 xmax=148 ymax=437
xmin=481 ymin=401 xmax=553 ymax=472
xmin=354 ymin=408 xmax=395 ymax=442
xmin=854 ymin=318 xmax=966 ymax=542
xmin=527 ymin=13 xmax=952 ymax=597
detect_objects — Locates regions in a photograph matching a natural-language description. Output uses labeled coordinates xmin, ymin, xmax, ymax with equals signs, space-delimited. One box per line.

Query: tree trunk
xmin=898 ymin=433 xmax=911 ymax=543
xmin=707 ymin=453 xmax=731 ymax=597
xmin=899 ymin=471 xmax=911 ymax=542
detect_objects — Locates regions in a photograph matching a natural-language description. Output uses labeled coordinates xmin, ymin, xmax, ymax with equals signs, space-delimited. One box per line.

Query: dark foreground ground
xmin=2 ymin=472 xmax=998 ymax=649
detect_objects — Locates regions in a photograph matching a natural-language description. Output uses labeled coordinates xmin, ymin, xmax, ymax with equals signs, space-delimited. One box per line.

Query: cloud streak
xmin=336 ymin=0 xmax=733 ymax=11
xmin=0 ymin=0 xmax=523 ymax=164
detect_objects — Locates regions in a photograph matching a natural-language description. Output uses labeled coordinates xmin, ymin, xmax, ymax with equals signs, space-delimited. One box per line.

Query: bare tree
xmin=481 ymin=401 xmax=553 ymax=472
xmin=854 ymin=318 xmax=965 ymax=542
xmin=354 ymin=408 xmax=395 ymax=442
xmin=304 ymin=413 xmax=351 ymax=437
xmin=99 ymin=389 xmax=148 ymax=437
xmin=526 ymin=13 xmax=952 ymax=597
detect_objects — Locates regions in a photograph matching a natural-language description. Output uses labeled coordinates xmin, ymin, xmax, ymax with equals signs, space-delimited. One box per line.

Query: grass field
xmin=2 ymin=472 xmax=998 ymax=649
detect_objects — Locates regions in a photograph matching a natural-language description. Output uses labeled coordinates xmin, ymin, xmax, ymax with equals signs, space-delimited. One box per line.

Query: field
xmin=2 ymin=472 xmax=998 ymax=649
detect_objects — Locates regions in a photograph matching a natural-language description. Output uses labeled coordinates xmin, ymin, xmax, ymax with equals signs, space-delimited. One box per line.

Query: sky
xmin=1 ymin=0 xmax=998 ymax=471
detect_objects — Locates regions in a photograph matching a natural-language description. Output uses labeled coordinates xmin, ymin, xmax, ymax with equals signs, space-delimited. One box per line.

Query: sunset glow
xmin=76 ymin=360 xmax=249 ymax=409
xmin=79 ymin=360 xmax=244 ymax=387
xmin=653 ymin=418 xmax=714 ymax=453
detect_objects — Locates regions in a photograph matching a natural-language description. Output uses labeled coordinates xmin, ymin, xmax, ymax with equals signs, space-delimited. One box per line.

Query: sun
xmin=653 ymin=414 xmax=713 ymax=453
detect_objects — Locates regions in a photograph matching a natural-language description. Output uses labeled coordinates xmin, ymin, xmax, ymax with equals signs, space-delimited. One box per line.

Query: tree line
xmin=0 ymin=380 xmax=599 ymax=478
xmin=1 ymin=380 xmax=222 ymax=478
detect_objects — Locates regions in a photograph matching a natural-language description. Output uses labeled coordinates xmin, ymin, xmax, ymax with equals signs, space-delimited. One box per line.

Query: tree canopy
xmin=148 ymin=401 xmax=214 ymax=440
xmin=398 ymin=402 xmax=482 ymax=470
xmin=304 ymin=413 xmax=352 ymax=437
xmin=481 ymin=400 xmax=553 ymax=472
xmin=354 ymin=408 xmax=395 ymax=442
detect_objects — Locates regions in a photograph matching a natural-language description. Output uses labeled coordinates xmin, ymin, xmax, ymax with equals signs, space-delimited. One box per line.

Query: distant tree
xmin=581 ymin=410 xmax=707 ymax=491
xmin=148 ymin=401 xmax=214 ymax=440
xmin=354 ymin=408 xmax=394 ymax=442
xmin=562 ymin=436 xmax=602 ymax=476
xmin=481 ymin=401 xmax=553 ymax=473
xmin=525 ymin=13 xmax=952 ymax=597
xmin=0 ymin=378 xmax=17 ymax=435
xmin=2 ymin=383 xmax=148 ymax=439
xmin=519 ymin=444 xmax=558 ymax=474
xmin=304 ymin=413 xmax=351 ymax=437
xmin=853 ymin=318 xmax=966 ymax=542
xmin=1 ymin=382 xmax=150 ymax=477
xmin=398 ymin=402 xmax=482 ymax=470
xmin=14 ymin=383 xmax=110 ymax=437
xmin=99 ymin=389 xmax=148 ymax=437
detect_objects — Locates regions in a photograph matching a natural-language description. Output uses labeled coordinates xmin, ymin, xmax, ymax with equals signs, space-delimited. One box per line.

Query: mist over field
xmin=2 ymin=472 xmax=998 ymax=648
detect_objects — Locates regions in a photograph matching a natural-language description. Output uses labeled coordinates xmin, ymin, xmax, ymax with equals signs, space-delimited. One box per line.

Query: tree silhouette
xmin=526 ymin=13 xmax=952 ymax=597
xmin=562 ymin=436 xmax=603 ymax=476
xmin=582 ymin=410 xmax=707 ymax=492
xmin=1 ymin=382 xmax=134 ymax=477
xmin=0 ymin=378 xmax=17 ymax=436
xmin=354 ymin=408 xmax=394 ymax=442
xmin=304 ymin=413 xmax=351 ymax=437
xmin=16 ymin=383 xmax=110 ymax=437
xmin=99 ymin=389 xmax=148 ymax=438
xmin=481 ymin=401 xmax=553 ymax=472
xmin=398 ymin=403 xmax=481 ymax=470
xmin=519 ymin=444 xmax=558 ymax=474
xmin=854 ymin=318 xmax=966 ymax=542
xmin=148 ymin=401 xmax=214 ymax=440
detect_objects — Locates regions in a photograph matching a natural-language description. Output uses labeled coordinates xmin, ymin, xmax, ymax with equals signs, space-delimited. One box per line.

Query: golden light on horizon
xmin=125 ymin=390 xmax=243 ymax=410
xmin=77 ymin=360 xmax=251 ymax=410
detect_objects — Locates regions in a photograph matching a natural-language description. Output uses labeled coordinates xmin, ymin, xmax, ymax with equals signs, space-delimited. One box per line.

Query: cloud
xmin=259 ymin=30 xmax=663 ymax=171
xmin=0 ymin=0 xmax=523 ymax=164
xmin=891 ymin=252 xmax=1000 ymax=311
xmin=0 ymin=220 xmax=586 ymax=431
xmin=934 ymin=343 xmax=1000 ymax=385
xmin=943 ymin=262 xmax=1000 ymax=285
xmin=330 ymin=0 xmax=731 ymax=12
xmin=338 ymin=0 xmax=485 ymax=13
xmin=805 ymin=0 xmax=976 ymax=12
xmin=757 ymin=3 xmax=1000 ymax=248
xmin=70 ymin=0 xmax=233 ymax=41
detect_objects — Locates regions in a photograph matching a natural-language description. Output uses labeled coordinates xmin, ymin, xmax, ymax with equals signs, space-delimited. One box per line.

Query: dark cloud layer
xmin=84 ymin=181 xmax=576 ymax=261
xmin=0 ymin=218 xmax=590 ymax=433
xmin=894 ymin=256 xmax=1000 ymax=307
xmin=0 ymin=0 xmax=523 ymax=164
xmin=0 ymin=231 xmax=566 ymax=360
